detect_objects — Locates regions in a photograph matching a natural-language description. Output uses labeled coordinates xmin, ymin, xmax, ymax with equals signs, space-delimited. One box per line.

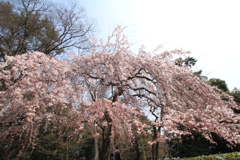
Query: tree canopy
xmin=0 ymin=26 xmax=239 ymax=160
xmin=208 ymin=78 xmax=229 ymax=92
xmin=0 ymin=0 xmax=93 ymax=62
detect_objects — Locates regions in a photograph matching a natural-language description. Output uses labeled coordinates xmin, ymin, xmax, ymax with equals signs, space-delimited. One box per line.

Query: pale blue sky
xmin=55 ymin=0 xmax=240 ymax=90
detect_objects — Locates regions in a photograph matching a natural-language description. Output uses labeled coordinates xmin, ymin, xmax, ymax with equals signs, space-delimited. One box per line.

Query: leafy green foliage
xmin=230 ymin=88 xmax=240 ymax=106
xmin=208 ymin=78 xmax=229 ymax=92
xmin=167 ymin=131 xmax=212 ymax=158
xmin=175 ymin=56 xmax=197 ymax=68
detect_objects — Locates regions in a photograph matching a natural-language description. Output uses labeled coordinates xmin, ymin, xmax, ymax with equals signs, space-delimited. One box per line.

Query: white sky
xmin=60 ymin=0 xmax=240 ymax=90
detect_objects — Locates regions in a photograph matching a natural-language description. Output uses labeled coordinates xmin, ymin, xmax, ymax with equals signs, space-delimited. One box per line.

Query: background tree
xmin=0 ymin=0 xmax=93 ymax=62
xmin=167 ymin=131 xmax=212 ymax=158
xmin=113 ymin=115 xmax=152 ymax=160
xmin=175 ymin=56 xmax=197 ymax=68
xmin=229 ymin=88 xmax=240 ymax=117
xmin=208 ymin=78 xmax=229 ymax=92
xmin=230 ymin=88 xmax=240 ymax=105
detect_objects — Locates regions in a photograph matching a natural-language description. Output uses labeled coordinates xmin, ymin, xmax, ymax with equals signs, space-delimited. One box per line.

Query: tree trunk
xmin=152 ymin=142 xmax=159 ymax=160
xmin=151 ymin=125 xmax=160 ymax=160
xmin=66 ymin=140 xmax=69 ymax=160
xmin=99 ymin=125 xmax=112 ymax=160
xmin=94 ymin=129 xmax=99 ymax=160
xmin=136 ymin=141 xmax=140 ymax=160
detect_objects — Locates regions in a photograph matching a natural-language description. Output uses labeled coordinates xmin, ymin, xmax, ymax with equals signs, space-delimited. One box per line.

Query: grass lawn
xmin=178 ymin=152 xmax=240 ymax=160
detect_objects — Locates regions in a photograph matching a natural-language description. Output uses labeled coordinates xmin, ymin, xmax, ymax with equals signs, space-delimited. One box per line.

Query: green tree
xmin=0 ymin=0 xmax=93 ymax=61
xmin=167 ymin=131 xmax=211 ymax=158
xmin=230 ymin=88 xmax=240 ymax=105
xmin=131 ymin=115 xmax=152 ymax=160
xmin=230 ymin=88 xmax=240 ymax=114
xmin=175 ymin=56 xmax=197 ymax=68
xmin=175 ymin=57 xmax=208 ymax=81
xmin=208 ymin=78 xmax=229 ymax=92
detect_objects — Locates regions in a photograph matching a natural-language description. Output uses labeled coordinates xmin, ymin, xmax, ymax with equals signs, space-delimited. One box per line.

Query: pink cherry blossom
xmin=1 ymin=26 xmax=239 ymax=160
